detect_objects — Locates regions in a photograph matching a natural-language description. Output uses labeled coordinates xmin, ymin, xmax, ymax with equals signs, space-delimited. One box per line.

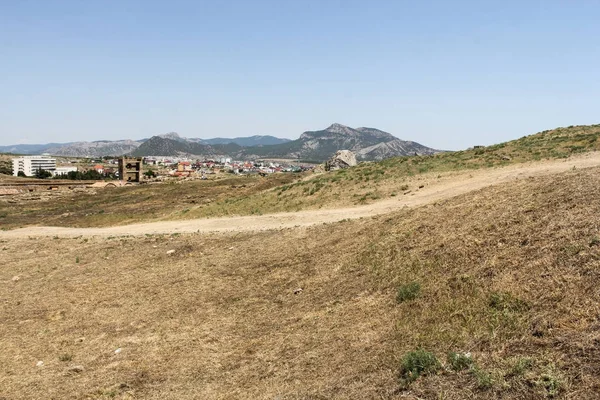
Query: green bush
xmin=399 ymin=349 xmax=441 ymax=385
xmin=396 ymin=282 xmax=421 ymax=303
xmin=447 ymin=351 xmax=474 ymax=371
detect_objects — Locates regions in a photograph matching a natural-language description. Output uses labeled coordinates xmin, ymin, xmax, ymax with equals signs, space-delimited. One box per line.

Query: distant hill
xmin=0 ymin=134 xmax=291 ymax=158
xmin=200 ymin=135 xmax=291 ymax=146
xmin=130 ymin=136 xmax=242 ymax=157
xmin=0 ymin=143 xmax=74 ymax=155
xmin=46 ymin=140 xmax=143 ymax=157
xmin=0 ymin=125 xmax=437 ymax=161
xmin=237 ymin=123 xmax=438 ymax=161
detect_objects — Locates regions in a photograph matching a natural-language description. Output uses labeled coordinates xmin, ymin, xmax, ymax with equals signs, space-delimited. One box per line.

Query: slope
xmin=2 ymin=166 xmax=600 ymax=399
xmin=1 ymin=152 xmax=599 ymax=237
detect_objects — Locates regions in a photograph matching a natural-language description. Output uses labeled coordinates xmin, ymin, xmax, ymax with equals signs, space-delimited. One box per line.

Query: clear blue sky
xmin=1 ymin=0 xmax=599 ymax=150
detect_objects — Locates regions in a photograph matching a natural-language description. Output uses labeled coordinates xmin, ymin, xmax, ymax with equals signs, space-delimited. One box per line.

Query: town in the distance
xmin=4 ymin=123 xmax=440 ymax=183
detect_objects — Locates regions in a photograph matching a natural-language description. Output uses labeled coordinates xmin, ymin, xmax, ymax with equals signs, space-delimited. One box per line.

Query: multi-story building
xmin=12 ymin=155 xmax=57 ymax=177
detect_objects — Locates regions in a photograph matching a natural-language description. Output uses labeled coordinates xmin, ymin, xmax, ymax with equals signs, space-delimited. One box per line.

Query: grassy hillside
xmin=185 ymin=124 xmax=600 ymax=217
xmin=1 ymin=124 xmax=599 ymax=229
xmin=2 ymin=166 xmax=600 ymax=398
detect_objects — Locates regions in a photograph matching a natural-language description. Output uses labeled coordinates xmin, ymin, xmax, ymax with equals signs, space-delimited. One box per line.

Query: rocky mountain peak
xmin=158 ymin=132 xmax=182 ymax=141
xmin=325 ymin=123 xmax=356 ymax=135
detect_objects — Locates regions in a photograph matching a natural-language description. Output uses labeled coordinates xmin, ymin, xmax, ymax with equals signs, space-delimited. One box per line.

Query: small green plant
xmin=509 ymin=357 xmax=533 ymax=377
xmin=488 ymin=291 xmax=528 ymax=312
xmin=75 ymin=256 xmax=80 ymax=264
xmin=396 ymin=282 xmax=421 ymax=303
xmin=472 ymin=367 xmax=493 ymax=389
xmin=399 ymin=349 xmax=441 ymax=386
xmin=538 ymin=373 xmax=562 ymax=396
xmin=59 ymin=353 xmax=73 ymax=362
xmin=400 ymin=184 xmax=409 ymax=191
xmin=447 ymin=351 xmax=474 ymax=371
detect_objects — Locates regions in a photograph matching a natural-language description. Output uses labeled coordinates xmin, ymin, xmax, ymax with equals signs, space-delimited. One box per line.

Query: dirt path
xmin=2 ymin=153 xmax=600 ymax=238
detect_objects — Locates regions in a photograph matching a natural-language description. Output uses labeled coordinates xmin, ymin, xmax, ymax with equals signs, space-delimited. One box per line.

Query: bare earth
xmin=3 ymin=152 xmax=600 ymax=239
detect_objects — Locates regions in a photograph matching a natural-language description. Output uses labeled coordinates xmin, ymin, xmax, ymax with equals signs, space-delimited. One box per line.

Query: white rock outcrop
xmin=324 ymin=150 xmax=357 ymax=171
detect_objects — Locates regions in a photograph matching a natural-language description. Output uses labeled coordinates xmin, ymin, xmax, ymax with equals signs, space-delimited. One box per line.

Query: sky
xmin=1 ymin=0 xmax=599 ymax=150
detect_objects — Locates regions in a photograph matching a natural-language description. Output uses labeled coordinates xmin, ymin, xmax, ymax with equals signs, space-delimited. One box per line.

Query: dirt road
xmin=2 ymin=153 xmax=599 ymax=238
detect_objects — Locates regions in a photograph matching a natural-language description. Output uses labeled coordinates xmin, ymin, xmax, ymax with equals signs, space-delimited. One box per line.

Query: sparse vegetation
xmin=447 ymin=351 xmax=474 ymax=371
xmin=2 ymin=125 xmax=600 ymax=229
xmin=399 ymin=349 xmax=441 ymax=386
xmin=2 ymin=126 xmax=600 ymax=398
xmin=396 ymin=282 xmax=421 ymax=303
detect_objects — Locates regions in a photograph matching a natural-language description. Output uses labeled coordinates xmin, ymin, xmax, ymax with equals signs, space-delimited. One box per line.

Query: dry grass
xmin=0 ymin=173 xmax=300 ymax=229
xmin=2 ymin=124 xmax=600 ymax=229
xmin=2 ymin=166 xmax=600 ymax=398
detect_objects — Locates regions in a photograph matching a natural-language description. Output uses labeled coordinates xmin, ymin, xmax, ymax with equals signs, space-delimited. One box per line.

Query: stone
xmin=166 ymin=250 xmax=175 ymax=255
xmin=11 ymin=275 xmax=20 ymax=282
xmin=36 ymin=361 xmax=44 ymax=367
xmin=68 ymin=365 xmax=84 ymax=373
xmin=114 ymin=348 xmax=122 ymax=354
xmin=324 ymin=150 xmax=357 ymax=171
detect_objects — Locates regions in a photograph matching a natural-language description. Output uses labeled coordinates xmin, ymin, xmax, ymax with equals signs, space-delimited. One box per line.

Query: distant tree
xmin=35 ymin=168 xmax=52 ymax=179
xmin=0 ymin=162 xmax=11 ymax=175
xmin=56 ymin=169 xmax=116 ymax=181
xmin=144 ymin=169 xmax=156 ymax=178
xmin=17 ymin=171 xmax=26 ymax=177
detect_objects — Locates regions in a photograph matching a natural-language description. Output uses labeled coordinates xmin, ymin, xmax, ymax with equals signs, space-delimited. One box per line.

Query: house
xmin=93 ymin=164 xmax=104 ymax=174
xmin=53 ymin=166 xmax=78 ymax=177
xmin=177 ymin=161 xmax=192 ymax=172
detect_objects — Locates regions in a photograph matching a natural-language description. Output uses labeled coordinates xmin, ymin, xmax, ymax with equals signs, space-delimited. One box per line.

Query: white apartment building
xmin=12 ymin=155 xmax=57 ymax=176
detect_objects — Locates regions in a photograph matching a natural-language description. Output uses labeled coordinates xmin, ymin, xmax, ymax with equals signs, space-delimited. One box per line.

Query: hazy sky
xmin=1 ymin=1 xmax=599 ymax=150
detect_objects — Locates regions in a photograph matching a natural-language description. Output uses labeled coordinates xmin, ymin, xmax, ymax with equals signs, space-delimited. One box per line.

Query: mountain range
xmin=0 ymin=124 xmax=438 ymax=161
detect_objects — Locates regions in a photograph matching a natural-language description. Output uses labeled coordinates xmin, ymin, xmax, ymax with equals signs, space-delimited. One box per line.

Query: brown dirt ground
xmin=2 ymin=165 xmax=600 ymax=398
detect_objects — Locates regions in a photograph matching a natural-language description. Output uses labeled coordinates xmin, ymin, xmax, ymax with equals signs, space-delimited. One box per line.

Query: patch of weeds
xmin=399 ymin=349 xmax=441 ymax=387
xmin=590 ymin=237 xmax=600 ymax=247
xmin=447 ymin=351 xmax=474 ymax=371
xmin=0 ymin=211 xmax=7 ymax=218
xmin=400 ymin=184 xmax=409 ymax=191
xmin=396 ymin=282 xmax=421 ymax=303
xmin=59 ymin=353 xmax=73 ymax=362
xmin=489 ymin=291 xmax=528 ymax=312
xmin=390 ymin=192 xmax=397 ymax=197
xmin=538 ymin=373 xmax=562 ymax=397
xmin=561 ymin=243 xmax=584 ymax=256
xmin=472 ymin=366 xmax=493 ymax=389
xmin=75 ymin=256 xmax=80 ymax=264
xmin=508 ymin=357 xmax=533 ymax=377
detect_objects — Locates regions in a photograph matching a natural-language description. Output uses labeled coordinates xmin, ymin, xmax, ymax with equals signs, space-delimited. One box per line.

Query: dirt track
xmin=2 ymin=153 xmax=599 ymax=238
